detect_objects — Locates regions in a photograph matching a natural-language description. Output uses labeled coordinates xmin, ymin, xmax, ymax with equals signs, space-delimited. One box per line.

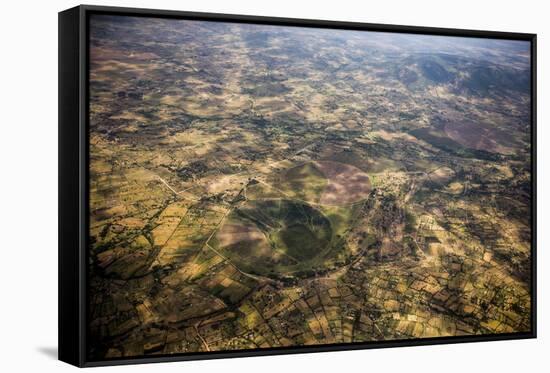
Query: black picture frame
xmin=59 ymin=4 xmax=537 ymax=367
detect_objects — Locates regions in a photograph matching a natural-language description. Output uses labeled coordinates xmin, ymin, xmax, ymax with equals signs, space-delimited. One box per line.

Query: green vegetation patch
xmin=215 ymin=199 xmax=334 ymax=277
xmin=279 ymin=163 xmax=328 ymax=203
xmin=277 ymin=223 xmax=328 ymax=261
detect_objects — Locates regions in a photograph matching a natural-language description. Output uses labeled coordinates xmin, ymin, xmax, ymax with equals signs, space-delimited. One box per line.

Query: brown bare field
xmin=444 ymin=121 xmax=517 ymax=155
xmin=315 ymin=161 xmax=371 ymax=205
xmin=216 ymin=223 xmax=268 ymax=250
xmin=90 ymin=46 xmax=160 ymax=62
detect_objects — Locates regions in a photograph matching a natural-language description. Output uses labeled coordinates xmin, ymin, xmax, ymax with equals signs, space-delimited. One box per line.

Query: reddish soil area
xmin=315 ymin=161 xmax=371 ymax=205
xmin=216 ymin=223 xmax=267 ymax=248
xmin=444 ymin=122 xmax=516 ymax=155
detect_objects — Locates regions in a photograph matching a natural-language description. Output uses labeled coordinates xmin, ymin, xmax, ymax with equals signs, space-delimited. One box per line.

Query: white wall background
xmin=0 ymin=0 xmax=547 ymax=371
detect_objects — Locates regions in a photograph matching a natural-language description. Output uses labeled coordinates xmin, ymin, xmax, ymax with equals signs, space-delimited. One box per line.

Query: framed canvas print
xmin=58 ymin=5 xmax=536 ymax=367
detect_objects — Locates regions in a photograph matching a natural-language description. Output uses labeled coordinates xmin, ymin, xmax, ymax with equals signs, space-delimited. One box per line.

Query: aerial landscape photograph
xmin=87 ymin=14 xmax=532 ymax=360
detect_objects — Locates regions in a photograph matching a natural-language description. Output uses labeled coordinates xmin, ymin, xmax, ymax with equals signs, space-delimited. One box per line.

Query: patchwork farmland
xmin=87 ymin=15 xmax=532 ymax=359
